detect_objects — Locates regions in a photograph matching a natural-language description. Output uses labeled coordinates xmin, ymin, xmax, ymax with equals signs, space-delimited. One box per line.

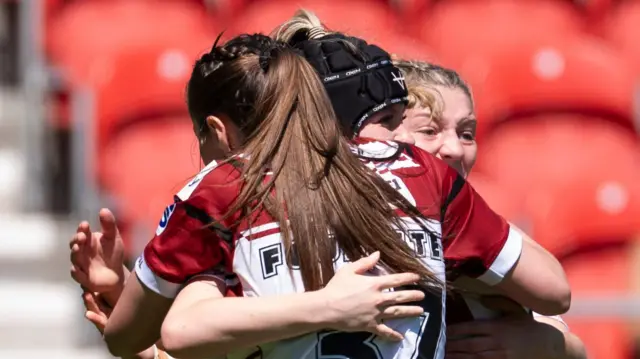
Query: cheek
xmin=413 ymin=135 xmax=441 ymax=155
xmin=359 ymin=124 xmax=395 ymax=141
xmin=463 ymin=144 xmax=478 ymax=170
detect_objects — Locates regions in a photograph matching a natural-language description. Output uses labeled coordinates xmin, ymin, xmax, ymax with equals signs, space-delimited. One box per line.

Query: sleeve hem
xmin=134 ymin=255 xmax=181 ymax=298
xmin=477 ymin=227 xmax=523 ymax=286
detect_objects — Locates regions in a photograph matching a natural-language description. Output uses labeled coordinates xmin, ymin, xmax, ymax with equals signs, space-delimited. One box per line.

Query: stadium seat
xmin=562 ymin=246 xmax=636 ymax=359
xmin=378 ymin=33 xmax=436 ymax=63
xmin=90 ymin=40 xmax=204 ymax=149
xmin=418 ymin=0 xmax=584 ymax=55
xmin=47 ymin=0 xmax=216 ymax=85
xmin=100 ymin=115 xmax=200 ymax=253
xmin=603 ymin=2 xmax=640 ymax=76
xmin=476 ymin=115 xmax=640 ymax=255
xmin=227 ymin=0 xmax=400 ymax=46
xmin=439 ymin=32 xmax=636 ymax=138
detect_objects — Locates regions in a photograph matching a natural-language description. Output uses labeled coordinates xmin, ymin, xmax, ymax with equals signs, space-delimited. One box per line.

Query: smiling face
xmin=403 ymin=85 xmax=477 ymax=178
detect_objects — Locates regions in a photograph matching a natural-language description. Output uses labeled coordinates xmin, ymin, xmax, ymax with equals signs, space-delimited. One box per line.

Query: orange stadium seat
xmin=476 ymin=115 xmax=640 ymax=255
xmin=100 ymin=115 xmax=200 ymax=254
xmin=227 ymin=0 xmax=399 ymax=46
xmin=603 ymin=2 xmax=640 ymax=76
xmin=439 ymin=32 xmax=635 ymax=138
xmin=47 ymin=0 xmax=216 ymax=85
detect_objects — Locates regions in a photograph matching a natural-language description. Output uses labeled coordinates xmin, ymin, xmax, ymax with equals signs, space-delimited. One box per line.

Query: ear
xmin=205 ymin=115 xmax=231 ymax=152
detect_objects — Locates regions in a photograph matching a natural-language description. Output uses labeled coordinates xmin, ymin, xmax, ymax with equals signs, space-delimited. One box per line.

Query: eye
xmin=419 ymin=127 xmax=439 ymax=137
xmin=459 ymin=130 xmax=476 ymax=143
xmin=379 ymin=115 xmax=394 ymax=125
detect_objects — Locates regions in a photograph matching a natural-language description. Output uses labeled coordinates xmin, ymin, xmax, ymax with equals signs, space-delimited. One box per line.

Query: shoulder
xmin=351 ymin=138 xmax=432 ymax=170
xmin=175 ymin=159 xmax=243 ymax=201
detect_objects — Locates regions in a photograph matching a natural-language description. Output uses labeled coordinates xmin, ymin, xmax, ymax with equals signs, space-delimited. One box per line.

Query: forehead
xmin=406 ymin=86 xmax=473 ymax=126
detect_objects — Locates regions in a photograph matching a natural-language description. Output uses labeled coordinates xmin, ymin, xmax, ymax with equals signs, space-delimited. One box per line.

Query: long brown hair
xmin=187 ymin=34 xmax=441 ymax=291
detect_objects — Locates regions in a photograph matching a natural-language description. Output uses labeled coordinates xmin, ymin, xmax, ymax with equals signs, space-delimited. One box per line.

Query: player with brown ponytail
xmin=73 ymin=20 xmax=569 ymax=359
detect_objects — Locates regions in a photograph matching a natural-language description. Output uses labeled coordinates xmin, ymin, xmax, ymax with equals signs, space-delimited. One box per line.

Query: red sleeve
xmin=423 ymin=152 xmax=523 ymax=286
xmin=135 ymin=189 xmax=233 ymax=298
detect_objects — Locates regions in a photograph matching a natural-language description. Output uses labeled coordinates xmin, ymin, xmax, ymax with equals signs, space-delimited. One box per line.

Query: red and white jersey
xmin=136 ymin=139 xmax=523 ymax=359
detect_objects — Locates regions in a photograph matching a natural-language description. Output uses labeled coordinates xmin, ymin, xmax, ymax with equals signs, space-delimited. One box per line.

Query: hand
xmin=446 ymin=296 xmax=564 ymax=359
xmin=82 ymin=291 xmax=112 ymax=334
xmin=70 ymin=208 xmax=126 ymax=299
xmin=82 ymin=292 xmax=160 ymax=359
xmin=321 ymin=251 xmax=426 ymax=341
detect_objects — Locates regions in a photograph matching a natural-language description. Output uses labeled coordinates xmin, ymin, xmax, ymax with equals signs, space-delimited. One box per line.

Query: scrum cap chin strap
xmin=293 ymin=34 xmax=408 ymax=136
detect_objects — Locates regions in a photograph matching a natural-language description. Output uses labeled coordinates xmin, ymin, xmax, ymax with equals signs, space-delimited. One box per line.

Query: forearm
xmin=535 ymin=316 xmax=587 ymax=359
xmin=161 ymin=291 xmax=332 ymax=359
xmin=103 ymin=273 xmax=172 ymax=357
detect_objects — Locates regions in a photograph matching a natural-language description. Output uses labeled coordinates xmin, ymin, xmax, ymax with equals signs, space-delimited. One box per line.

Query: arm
xmin=103 ymin=270 xmax=173 ymax=357
xmin=160 ymin=252 xmax=426 ymax=359
xmin=494 ymin=226 xmax=571 ymax=316
xmin=534 ymin=315 xmax=587 ymax=359
xmin=435 ymin=160 xmax=570 ymax=315
xmin=161 ymin=279 xmax=330 ymax=359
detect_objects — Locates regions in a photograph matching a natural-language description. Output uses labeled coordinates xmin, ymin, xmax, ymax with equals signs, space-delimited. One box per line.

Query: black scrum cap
xmin=293 ymin=34 xmax=408 ymax=136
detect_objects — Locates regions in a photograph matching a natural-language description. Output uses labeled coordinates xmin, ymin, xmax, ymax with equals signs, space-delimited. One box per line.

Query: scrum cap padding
xmin=294 ymin=35 xmax=408 ymax=135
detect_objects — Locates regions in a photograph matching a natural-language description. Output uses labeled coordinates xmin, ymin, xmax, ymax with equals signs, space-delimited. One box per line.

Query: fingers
xmin=379 ymin=305 xmax=424 ymax=320
xmin=70 ymin=234 xmax=90 ymax=271
xmin=371 ymin=323 xmax=404 ymax=342
xmin=379 ymin=289 xmax=425 ymax=306
xmin=93 ymin=293 xmax=114 ymax=316
xmin=376 ymin=272 xmax=421 ymax=290
xmin=70 ymin=265 xmax=89 ymax=286
xmin=85 ymin=311 xmax=107 ymax=333
xmin=99 ymin=208 xmax=119 ymax=241
xmin=69 ymin=221 xmax=90 ymax=250
xmin=350 ymin=251 xmax=380 ymax=275
xmin=82 ymin=292 xmax=100 ymax=312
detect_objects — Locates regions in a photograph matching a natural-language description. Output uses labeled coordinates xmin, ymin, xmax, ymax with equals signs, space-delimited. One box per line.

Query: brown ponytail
xmin=189 ymin=34 xmax=442 ymax=291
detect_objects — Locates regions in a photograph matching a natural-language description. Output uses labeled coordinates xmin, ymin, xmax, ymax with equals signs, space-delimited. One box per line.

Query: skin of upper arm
xmin=494 ymin=237 xmax=571 ymax=316
xmin=160 ymin=278 xmax=226 ymax=358
xmin=103 ymin=272 xmax=174 ymax=357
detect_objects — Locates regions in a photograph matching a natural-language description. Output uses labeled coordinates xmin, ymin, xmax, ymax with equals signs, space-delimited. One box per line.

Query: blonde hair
xmin=393 ymin=59 xmax=474 ymax=118
xmin=271 ymin=9 xmax=360 ymax=54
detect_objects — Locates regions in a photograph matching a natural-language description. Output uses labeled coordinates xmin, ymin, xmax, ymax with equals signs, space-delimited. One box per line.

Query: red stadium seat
xmin=562 ymin=246 xmax=636 ymax=359
xmin=419 ymin=0 xmax=584 ymax=54
xmin=227 ymin=0 xmax=399 ymax=46
xmin=47 ymin=0 xmax=216 ymax=85
xmin=100 ymin=115 xmax=200 ymax=253
xmin=476 ymin=115 xmax=640 ymax=255
xmin=438 ymin=32 xmax=636 ymax=138
xmin=603 ymin=2 xmax=640 ymax=76
xmin=90 ymin=40 xmax=206 ymax=151
xmin=381 ymin=34 xmax=436 ymax=63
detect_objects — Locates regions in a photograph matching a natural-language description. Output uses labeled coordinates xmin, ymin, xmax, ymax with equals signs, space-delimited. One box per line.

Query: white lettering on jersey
xmin=155 ymin=203 xmax=176 ymax=236
xmin=231 ymin=216 xmax=446 ymax=359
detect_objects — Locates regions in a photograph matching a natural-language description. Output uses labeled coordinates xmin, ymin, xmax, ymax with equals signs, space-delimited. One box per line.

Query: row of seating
xmin=41 ymin=0 xmax=639 ymax=23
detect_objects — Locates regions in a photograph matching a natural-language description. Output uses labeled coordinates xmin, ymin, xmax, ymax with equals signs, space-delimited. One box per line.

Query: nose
xmin=392 ymin=125 xmax=415 ymax=145
xmin=438 ymin=133 xmax=464 ymax=161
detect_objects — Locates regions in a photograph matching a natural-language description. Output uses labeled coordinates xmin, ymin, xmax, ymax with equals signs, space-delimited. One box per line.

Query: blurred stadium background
xmin=0 ymin=0 xmax=639 ymax=358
